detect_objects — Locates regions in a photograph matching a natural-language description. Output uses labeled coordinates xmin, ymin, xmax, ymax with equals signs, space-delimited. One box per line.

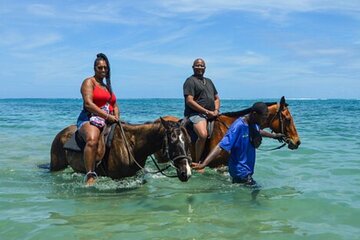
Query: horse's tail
xmin=50 ymin=127 xmax=72 ymax=171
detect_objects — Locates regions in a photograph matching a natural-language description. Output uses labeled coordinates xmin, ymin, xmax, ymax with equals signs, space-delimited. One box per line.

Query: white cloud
xmin=154 ymin=0 xmax=360 ymax=15
xmin=3 ymin=32 xmax=63 ymax=51
xmin=224 ymin=52 xmax=268 ymax=65
xmin=27 ymin=3 xmax=56 ymax=17
xmin=23 ymin=2 xmax=156 ymax=25
xmin=295 ymin=48 xmax=348 ymax=57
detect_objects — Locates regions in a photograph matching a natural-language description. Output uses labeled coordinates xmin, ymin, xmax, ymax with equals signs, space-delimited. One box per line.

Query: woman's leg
xmin=78 ymin=122 xmax=101 ymax=185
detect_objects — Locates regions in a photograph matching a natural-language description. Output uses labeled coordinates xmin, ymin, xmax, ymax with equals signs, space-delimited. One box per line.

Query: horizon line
xmin=0 ymin=97 xmax=359 ymax=101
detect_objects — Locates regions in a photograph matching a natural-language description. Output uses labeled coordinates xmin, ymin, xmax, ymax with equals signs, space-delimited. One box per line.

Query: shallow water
xmin=0 ymin=98 xmax=359 ymax=239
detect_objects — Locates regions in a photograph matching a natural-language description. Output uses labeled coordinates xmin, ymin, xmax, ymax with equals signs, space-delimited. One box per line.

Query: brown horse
xmin=50 ymin=118 xmax=192 ymax=182
xmin=156 ymin=96 xmax=300 ymax=168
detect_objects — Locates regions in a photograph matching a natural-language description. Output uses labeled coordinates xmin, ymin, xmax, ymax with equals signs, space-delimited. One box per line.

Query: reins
xmin=258 ymin=103 xmax=287 ymax=151
xmin=117 ymin=121 xmax=148 ymax=173
xmin=148 ymin=155 xmax=178 ymax=178
xmin=257 ymin=142 xmax=286 ymax=151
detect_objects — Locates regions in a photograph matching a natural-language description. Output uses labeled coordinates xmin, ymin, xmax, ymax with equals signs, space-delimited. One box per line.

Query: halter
xmin=262 ymin=103 xmax=288 ymax=150
xmin=151 ymin=128 xmax=192 ymax=178
xmin=117 ymin=121 xmax=190 ymax=178
xmin=269 ymin=103 xmax=285 ymax=134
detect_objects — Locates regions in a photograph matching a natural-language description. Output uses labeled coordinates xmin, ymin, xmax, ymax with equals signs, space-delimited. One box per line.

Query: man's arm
xmin=260 ymin=130 xmax=284 ymax=140
xmin=185 ymin=95 xmax=209 ymax=115
xmin=214 ymin=94 xmax=220 ymax=116
xmin=192 ymin=144 xmax=226 ymax=170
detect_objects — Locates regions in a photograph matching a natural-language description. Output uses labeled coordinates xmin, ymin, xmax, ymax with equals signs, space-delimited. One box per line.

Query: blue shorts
xmin=77 ymin=110 xmax=89 ymax=129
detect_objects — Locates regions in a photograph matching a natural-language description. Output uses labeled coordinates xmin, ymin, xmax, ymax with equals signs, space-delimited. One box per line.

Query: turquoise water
xmin=0 ymin=98 xmax=359 ymax=240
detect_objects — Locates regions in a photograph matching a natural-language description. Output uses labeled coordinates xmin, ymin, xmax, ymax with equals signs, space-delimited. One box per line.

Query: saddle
xmin=63 ymin=123 xmax=116 ymax=152
xmin=182 ymin=117 xmax=215 ymax=143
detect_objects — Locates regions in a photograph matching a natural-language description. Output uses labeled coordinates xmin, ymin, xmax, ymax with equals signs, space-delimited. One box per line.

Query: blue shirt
xmin=219 ymin=117 xmax=258 ymax=179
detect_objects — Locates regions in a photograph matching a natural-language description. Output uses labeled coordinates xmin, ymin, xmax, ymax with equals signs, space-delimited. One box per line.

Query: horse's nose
xmin=179 ymin=171 xmax=190 ymax=182
xmin=288 ymin=139 xmax=301 ymax=150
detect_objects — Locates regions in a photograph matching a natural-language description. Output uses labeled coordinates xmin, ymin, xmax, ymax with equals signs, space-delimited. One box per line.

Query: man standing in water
xmin=183 ymin=58 xmax=220 ymax=163
xmin=192 ymin=102 xmax=283 ymax=186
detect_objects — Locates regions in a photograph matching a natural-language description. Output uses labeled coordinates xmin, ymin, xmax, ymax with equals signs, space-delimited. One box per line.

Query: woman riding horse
xmin=50 ymin=118 xmax=192 ymax=183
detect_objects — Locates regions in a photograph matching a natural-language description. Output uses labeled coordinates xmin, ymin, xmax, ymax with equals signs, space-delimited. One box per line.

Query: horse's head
xmin=160 ymin=118 xmax=192 ymax=182
xmin=267 ymin=96 xmax=301 ymax=150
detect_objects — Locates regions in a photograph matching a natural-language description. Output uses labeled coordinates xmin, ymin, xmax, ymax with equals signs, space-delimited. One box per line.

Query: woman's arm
xmin=112 ymin=102 xmax=120 ymax=122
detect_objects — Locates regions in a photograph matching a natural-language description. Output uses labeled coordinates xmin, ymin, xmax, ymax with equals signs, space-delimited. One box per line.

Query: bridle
xmin=150 ymin=126 xmax=192 ymax=178
xmin=117 ymin=121 xmax=190 ymax=178
xmin=264 ymin=103 xmax=289 ymax=150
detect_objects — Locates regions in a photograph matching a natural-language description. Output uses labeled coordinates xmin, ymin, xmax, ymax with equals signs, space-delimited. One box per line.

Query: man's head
xmin=192 ymin=58 xmax=206 ymax=77
xmin=250 ymin=102 xmax=269 ymax=127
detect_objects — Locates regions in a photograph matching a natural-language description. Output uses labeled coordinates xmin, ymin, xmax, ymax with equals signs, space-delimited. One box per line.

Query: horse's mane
xmin=221 ymin=102 xmax=277 ymax=117
xmin=120 ymin=120 xmax=156 ymax=126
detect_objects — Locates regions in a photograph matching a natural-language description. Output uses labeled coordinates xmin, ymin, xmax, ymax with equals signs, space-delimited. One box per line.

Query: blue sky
xmin=1 ymin=0 xmax=359 ymax=99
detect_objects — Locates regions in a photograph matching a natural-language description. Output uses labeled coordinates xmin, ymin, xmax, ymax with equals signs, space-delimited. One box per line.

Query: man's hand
xmin=273 ymin=133 xmax=285 ymax=142
xmin=191 ymin=162 xmax=206 ymax=173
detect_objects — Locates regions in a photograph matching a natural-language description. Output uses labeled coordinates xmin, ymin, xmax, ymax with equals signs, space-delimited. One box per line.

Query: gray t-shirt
xmin=183 ymin=75 xmax=218 ymax=116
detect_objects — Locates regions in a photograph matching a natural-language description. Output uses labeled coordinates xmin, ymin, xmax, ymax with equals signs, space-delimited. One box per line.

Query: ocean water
xmin=0 ymin=98 xmax=359 ymax=240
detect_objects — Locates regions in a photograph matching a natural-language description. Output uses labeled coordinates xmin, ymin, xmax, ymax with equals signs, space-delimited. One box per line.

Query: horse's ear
xmin=280 ymin=96 xmax=286 ymax=105
xmin=179 ymin=118 xmax=187 ymax=127
xmin=160 ymin=117 xmax=170 ymax=130
xmin=280 ymin=96 xmax=286 ymax=110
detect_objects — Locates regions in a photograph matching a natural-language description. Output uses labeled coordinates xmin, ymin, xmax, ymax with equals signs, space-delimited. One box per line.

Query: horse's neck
xmin=123 ymin=123 xmax=164 ymax=156
xmin=220 ymin=114 xmax=242 ymax=126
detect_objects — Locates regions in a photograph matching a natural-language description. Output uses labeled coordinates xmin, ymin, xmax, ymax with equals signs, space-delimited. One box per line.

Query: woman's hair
xmin=94 ymin=53 xmax=112 ymax=94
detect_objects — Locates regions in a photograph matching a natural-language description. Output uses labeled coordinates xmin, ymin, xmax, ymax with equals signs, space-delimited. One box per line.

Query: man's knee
xmin=196 ymin=130 xmax=208 ymax=141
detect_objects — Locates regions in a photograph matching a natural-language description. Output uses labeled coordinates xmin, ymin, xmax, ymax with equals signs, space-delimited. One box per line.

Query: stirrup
xmin=84 ymin=171 xmax=98 ymax=182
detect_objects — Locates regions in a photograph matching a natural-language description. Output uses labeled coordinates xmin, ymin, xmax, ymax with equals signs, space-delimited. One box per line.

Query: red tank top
xmin=93 ymin=85 xmax=117 ymax=112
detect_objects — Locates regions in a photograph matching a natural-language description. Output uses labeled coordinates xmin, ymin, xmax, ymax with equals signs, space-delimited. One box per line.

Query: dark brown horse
xmin=156 ymin=96 xmax=300 ymax=168
xmin=50 ymin=118 xmax=192 ymax=182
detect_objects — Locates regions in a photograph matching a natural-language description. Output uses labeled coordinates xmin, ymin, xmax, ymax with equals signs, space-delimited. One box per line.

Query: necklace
xmin=198 ymin=78 xmax=206 ymax=85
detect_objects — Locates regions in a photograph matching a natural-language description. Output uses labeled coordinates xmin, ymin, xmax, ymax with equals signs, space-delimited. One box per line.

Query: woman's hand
xmin=107 ymin=114 xmax=118 ymax=123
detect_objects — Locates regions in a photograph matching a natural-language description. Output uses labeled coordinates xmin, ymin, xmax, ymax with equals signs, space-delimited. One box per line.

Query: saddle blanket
xmin=63 ymin=123 xmax=116 ymax=152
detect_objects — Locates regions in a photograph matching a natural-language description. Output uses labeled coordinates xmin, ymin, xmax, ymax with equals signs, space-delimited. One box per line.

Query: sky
xmin=1 ymin=0 xmax=359 ymax=99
